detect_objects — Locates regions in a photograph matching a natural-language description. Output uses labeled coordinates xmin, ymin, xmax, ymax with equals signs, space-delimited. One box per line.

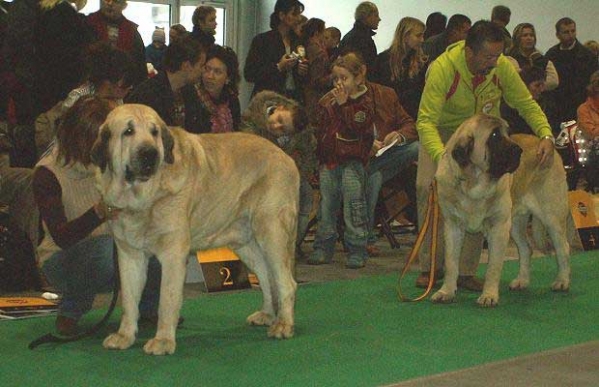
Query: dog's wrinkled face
xmin=91 ymin=104 xmax=174 ymax=183
xmin=451 ymin=114 xmax=522 ymax=179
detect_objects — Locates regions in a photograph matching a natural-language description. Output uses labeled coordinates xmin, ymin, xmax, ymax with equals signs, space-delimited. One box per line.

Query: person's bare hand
xmin=332 ymin=82 xmax=348 ymax=105
xmin=384 ymin=131 xmax=401 ymax=146
xmin=95 ymin=200 xmax=121 ymax=221
xmin=278 ymin=54 xmax=297 ymax=72
xmin=297 ymin=59 xmax=309 ymax=76
xmin=536 ymin=138 xmax=555 ymax=168
xmin=372 ymin=139 xmax=384 ymax=153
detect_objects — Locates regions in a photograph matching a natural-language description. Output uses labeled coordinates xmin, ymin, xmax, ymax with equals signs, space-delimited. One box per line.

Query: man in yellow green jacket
xmin=415 ymin=20 xmax=555 ymax=290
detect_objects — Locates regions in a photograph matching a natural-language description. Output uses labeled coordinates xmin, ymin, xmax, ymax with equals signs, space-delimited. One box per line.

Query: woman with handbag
xmin=307 ymin=52 xmax=374 ymax=269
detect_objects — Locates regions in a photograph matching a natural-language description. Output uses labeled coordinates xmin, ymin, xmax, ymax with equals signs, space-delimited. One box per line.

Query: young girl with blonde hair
xmin=307 ymin=52 xmax=374 ymax=269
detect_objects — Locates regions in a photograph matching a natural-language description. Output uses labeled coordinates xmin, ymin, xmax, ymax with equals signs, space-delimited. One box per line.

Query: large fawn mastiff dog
xmin=91 ymin=104 xmax=299 ymax=355
xmin=432 ymin=114 xmax=570 ymax=306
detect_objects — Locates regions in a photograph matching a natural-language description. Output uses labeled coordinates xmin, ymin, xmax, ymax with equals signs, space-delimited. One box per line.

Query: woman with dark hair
xmin=185 ymin=45 xmax=241 ymax=133
xmin=508 ymin=23 xmax=559 ymax=91
xmin=301 ymin=18 xmax=331 ymax=124
xmin=33 ymin=97 xmax=161 ymax=336
xmin=423 ymin=11 xmax=446 ymax=40
xmin=244 ymin=0 xmax=307 ymax=99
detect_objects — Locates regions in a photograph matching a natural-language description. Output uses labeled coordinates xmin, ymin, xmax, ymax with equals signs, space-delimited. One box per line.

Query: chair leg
xmin=374 ymin=197 xmax=401 ymax=249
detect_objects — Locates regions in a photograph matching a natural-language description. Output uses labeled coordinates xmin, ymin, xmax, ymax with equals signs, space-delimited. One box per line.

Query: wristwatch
xmin=541 ymin=135 xmax=555 ymax=145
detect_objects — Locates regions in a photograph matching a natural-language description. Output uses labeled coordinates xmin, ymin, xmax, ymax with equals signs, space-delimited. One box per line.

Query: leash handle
xmin=397 ymin=180 xmax=440 ymax=302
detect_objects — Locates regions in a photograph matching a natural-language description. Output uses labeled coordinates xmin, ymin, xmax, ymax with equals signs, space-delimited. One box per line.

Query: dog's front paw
xmin=143 ymin=338 xmax=176 ymax=355
xmin=103 ymin=332 xmax=135 ymax=350
xmin=477 ymin=292 xmax=499 ymax=307
xmin=268 ymin=320 xmax=294 ymax=339
xmin=246 ymin=311 xmax=275 ymax=326
xmin=431 ymin=290 xmax=456 ymax=303
xmin=551 ymin=278 xmax=570 ymax=292
xmin=509 ymin=278 xmax=529 ymax=290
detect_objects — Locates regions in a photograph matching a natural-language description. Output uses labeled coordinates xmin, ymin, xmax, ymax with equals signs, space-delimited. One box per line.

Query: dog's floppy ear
xmin=161 ymin=125 xmax=175 ymax=164
xmin=451 ymin=136 xmax=474 ymax=168
xmin=91 ymin=125 xmax=111 ymax=172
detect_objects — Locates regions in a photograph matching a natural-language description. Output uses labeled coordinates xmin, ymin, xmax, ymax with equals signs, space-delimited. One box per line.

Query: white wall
xmin=258 ymin=0 xmax=598 ymax=54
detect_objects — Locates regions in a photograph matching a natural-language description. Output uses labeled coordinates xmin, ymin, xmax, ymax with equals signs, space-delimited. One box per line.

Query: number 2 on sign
xmin=219 ymin=267 xmax=234 ymax=286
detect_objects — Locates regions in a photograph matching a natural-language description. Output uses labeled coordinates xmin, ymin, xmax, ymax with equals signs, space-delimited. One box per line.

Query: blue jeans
xmin=312 ymin=160 xmax=368 ymax=261
xmin=297 ymin=177 xmax=314 ymax=245
xmin=42 ymin=235 xmax=161 ymax=320
xmin=366 ymin=141 xmax=419 ymax=244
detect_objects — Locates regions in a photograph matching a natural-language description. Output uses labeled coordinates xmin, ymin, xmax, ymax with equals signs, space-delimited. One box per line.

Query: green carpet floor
xmin=1 ymin=251 xmax=598 ymax=387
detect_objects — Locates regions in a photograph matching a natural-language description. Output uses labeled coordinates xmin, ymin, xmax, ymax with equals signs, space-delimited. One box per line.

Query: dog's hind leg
xmin=545 ymin=215 xmax=571 ymax=292
xmin=237 ymin=240 xmax=277 ymax=327
xmin=246 ymin=205 xmax=297 ymax=339
xmin=103 ymin=244 xmax=147 ymax=351
xmin=509 ymin=212 xmax=532 ymax=290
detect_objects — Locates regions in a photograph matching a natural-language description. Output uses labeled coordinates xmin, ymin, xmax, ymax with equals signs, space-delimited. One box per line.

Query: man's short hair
xmin=465 ymin=20 xmax=505 ymax=53
xmin=84 ymin=42 xmax=135 ymax=88
xmin=325 ymin=26 xmax=341 ymax=41
xmin=192 ymin=5 xmax=216 ymax=27
xmin=519 ymin=65 xmax=546 ymax=86
xmin=163 ymin=36 xmax=204 ymax=72
xmin=491 ymin=5 xmax=511 ymax=24
xmin=447 ymin=14 xmax=471 ymax=33
xmin=355 ymin=1 xmax=377 ymax=23
xmin=555 ymin=17 xmax=575 ymax=33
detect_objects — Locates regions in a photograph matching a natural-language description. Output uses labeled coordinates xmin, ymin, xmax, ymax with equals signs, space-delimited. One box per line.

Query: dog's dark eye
xmin=489 ymin=128 xmax=501 ymax=141
xmin=123 ymin=127 xmax=134 ymax=136
xmin=151 ymin=128 xmax=159 ymax=137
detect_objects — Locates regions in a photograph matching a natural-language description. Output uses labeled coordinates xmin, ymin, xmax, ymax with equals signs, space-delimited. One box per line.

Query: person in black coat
xmin=244 ymin=0 xmax=307 ymax=100
xmin=33 ymin=0 xmax=94 ymax=113
xmin=338 ymin=1 xmax=380 ymax=75
xmin=190 ymin=5 xmax=216 ymax=49
xmin=125 ymin=37 xmax=205 ymax=127
xmin=546 ymin=17 xmax=598 ymax=123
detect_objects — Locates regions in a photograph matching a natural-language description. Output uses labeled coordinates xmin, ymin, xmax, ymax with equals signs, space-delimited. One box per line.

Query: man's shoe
xmin=415 ymin=271 xmax=444 ymax=289
xmin=457 ymin=275 xmax=484 ymax=292
xmin=366 ymin=244 xmax=381 ymax=257
xmin=55 ymin=315 xmax=79 ymax=336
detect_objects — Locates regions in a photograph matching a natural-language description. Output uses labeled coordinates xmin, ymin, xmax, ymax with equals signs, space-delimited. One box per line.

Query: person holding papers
xmin=364 ymin=81 xmax=419 ymax=256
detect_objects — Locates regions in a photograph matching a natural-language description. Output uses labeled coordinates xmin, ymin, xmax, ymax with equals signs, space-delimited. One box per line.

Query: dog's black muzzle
xmin=488 ymin=136 xmax=522 ymax=179
xmin=126 ymin=145 xmax=159 ymax=183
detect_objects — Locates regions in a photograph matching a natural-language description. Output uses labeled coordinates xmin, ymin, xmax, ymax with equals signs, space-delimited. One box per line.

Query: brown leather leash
xmin=397 ymin=180 xmax=440 ymax=302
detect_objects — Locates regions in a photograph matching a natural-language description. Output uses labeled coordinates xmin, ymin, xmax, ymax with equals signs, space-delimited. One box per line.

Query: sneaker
xmin=457 ymin=275 xmax=484 ymax=292
xmin=366 ymin=244 xmax=381 ymax=257
xmin=415 ymin=271 xmax=444 ymax=289
xmin=295 ymin=245 xmax=306 ymax=261
xmin=345 ymin=256 xmax=365 ymax=269
xmin=55 ymin=315 xmax=79 ymax=336
xmin=306 ymin=251 xmax=333 ymax=265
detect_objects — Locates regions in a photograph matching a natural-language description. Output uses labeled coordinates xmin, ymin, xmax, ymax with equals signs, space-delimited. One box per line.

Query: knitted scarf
xmin=195 ymin=84 xmax=234 ymax=133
